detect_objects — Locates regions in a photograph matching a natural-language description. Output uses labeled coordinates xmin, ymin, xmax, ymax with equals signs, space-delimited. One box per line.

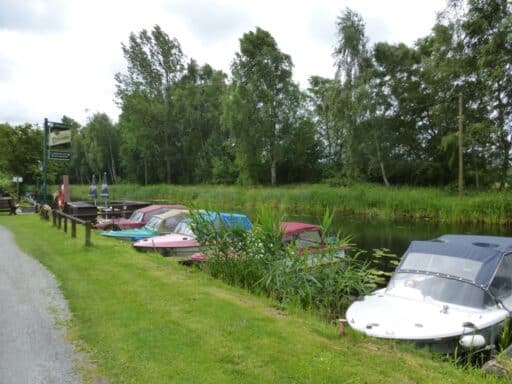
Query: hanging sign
xmin=49 ymin=122 xmax=72 ymax=147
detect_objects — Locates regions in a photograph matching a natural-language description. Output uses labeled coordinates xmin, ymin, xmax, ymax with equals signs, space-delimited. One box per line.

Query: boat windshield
xmin=145 ymin=216 xmax=162 ymax=231
xmin=130 ymin=211 xmax=144 ymax=222
xmin=386 ymin=272 xmax=495 ymax=309
xmin=283 ymin=230 xmax=323 ymax=250
xmin=174 ymin=222 xmax=195 ymax=237
xmin=400 ymin=251 xmax=483 ymax=281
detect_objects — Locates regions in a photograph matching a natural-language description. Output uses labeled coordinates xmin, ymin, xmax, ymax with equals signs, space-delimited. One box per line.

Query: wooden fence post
xmin=85 ymin=221 xmax=91 ymax=246
xmin=58 ymin=214 xmax=62 ymax=229
xmin=64 ymin=216 xmax=68 ymax=233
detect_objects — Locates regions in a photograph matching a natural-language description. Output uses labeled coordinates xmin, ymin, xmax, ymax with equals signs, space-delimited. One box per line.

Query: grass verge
xmin=0 ymin=214 xmax=505 ymax=383
xmin=69 ymin=183 xmax=512 ymax=225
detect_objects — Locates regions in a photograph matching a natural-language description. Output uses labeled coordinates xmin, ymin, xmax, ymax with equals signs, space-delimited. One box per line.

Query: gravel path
xmin=0 ymin=225 xmax=81 ymax=384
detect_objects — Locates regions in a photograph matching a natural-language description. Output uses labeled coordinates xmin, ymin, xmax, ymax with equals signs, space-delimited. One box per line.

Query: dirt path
xmin=0 ymin=225 xmax=81 ymax=384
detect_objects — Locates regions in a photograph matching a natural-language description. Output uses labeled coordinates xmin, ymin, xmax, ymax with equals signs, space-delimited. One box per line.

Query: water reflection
xmin=287 ymin=213 xmax=512 ymax=260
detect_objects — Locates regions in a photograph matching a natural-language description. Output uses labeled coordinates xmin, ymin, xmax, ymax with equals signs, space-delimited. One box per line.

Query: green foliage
xmin=0 ymin=170 xmax=13 ymax=195
xmin=225 ymin=27 xmax=318 ymax=185
xmin=192 ymin=208 xmax=377 ymax=320
xmin=0 ymin=123 xmax=43 ymax=193
xmin=8 ymin=2 xmax=512 ymax=189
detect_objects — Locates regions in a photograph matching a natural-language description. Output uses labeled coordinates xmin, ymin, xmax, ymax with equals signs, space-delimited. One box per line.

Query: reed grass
xmin=191 ymin=207 xmax=380 ymax=320
xmin=68 ymin=183 xmax=512 ymax=225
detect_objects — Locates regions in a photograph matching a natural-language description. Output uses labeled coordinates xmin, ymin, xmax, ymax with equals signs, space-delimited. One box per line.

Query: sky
xmin=0 ymin=0 xmax=447 ymax=127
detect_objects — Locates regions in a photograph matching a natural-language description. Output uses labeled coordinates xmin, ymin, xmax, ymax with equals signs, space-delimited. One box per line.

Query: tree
xmin=115 ymin=25 xmax=184 ymax=184
xmin=225 ymin=27 xmax=299 ymax=185
xmin=463 ymin=0 xmax=512 ymax=185
xmin=0 ymin=123 xmax=43 ymax=190
xmin=333 ymin=8 xmax=371 ymax=180
xmin=82 ymin=113 xmax=120 ymax=183
xmin=307 ymin=76 xmax=344 ymax=169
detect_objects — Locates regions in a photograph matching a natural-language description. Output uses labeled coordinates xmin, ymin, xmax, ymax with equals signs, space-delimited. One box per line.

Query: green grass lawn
xmin=0 ymin=214 xmax=505 ymax=383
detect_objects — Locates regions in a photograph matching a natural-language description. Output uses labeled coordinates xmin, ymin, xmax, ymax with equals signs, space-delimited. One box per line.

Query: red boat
xmin=95 ymin=204 xmax=185 ymax=230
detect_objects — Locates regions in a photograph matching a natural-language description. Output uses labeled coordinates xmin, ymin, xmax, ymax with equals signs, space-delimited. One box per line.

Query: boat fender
xmin=459 ymin=334 xmax=486 ymax=349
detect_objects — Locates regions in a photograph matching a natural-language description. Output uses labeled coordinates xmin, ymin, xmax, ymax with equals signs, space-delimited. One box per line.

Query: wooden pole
xmin=85 ymin=221 xmax=91 ymax=246
xmin=458 ymin=92 xmax=464 ymax=198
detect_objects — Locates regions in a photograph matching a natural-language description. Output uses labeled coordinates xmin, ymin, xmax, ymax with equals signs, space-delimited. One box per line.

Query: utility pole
xmin=458 ymin=92 xmax=464 ymax=198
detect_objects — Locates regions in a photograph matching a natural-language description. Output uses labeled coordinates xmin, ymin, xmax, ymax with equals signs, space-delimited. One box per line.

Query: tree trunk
xmin=108 ymin=139 xmax=117 ymax=184
xmin=496 ymin=82 xmax=509 ymax=187
xmin=166 ymin=157 xmax=171 ymax=184
xmin=375 ymin=135 xmax=390 ymax=187
xmin=144 ymin=157 xmax=148 ymax=186
xmin=472 ymin=154 xmax=480 ymax=189
xmin=271 ymin=159 xmax=276 ymax=186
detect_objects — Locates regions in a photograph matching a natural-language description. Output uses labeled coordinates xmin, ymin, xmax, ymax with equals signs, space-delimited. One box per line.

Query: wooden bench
xmin=0 ymin=197 xmax=16 ymax=215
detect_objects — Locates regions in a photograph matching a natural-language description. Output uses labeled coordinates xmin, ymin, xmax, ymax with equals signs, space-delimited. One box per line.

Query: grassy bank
xmin=0 ymin=214 xmax=503 ymax=383
xmin=70 ymin=183 xmax=512 ymax=225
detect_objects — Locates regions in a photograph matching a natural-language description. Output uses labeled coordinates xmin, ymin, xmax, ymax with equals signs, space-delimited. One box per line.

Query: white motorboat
xmin=346 ymin=235 xmax=512 ymax=352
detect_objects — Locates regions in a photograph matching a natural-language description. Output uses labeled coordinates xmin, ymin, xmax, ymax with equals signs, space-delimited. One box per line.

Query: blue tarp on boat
xmin=189 ymin=211 xmax=253 ymax=231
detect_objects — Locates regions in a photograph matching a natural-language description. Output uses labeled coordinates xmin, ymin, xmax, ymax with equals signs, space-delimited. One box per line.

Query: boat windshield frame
xmin=145 ymin=216 xmax=162 ymax=231
xmin=130 ymin=211 xmax=144 ymax=222
xmin=393 ymin=269 xmax=500 ymax=306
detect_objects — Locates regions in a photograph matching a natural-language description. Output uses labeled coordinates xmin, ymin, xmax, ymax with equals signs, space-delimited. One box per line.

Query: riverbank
xmin=0 ymin=214 xmax=501 ymax=383
xmin=70 ymin=183 xmax=512 ymax=225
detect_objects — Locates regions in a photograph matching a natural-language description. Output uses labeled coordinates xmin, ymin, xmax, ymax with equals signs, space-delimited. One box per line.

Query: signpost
xmin=42 ymin=118 xmax=72 ymax=203
xmin=49 ymin=151 xmax=72 ymax=160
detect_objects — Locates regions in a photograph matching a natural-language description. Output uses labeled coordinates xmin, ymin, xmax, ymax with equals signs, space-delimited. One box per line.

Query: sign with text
xmin=49 ymin=129 xmax=71 ymax=147
xmin=49 ymin=151 xmax=72 ymax=160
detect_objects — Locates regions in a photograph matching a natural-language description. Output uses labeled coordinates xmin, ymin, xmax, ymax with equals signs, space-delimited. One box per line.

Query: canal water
xmin=287 ymin=213 xmax=512 ymax=261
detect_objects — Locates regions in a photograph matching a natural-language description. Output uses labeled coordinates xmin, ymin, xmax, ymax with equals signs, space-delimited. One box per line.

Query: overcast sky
xmin=0 ymin=0 xmax=447 ymax=127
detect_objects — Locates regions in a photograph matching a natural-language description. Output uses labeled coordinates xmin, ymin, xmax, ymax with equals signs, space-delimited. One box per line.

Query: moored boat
xmin=95 ymin=204 xmax=185 ymax=230
xmin=133 ymin=212 xmax=252 ymax=257
xmin=101 ymin=209 xmax=187 ymax=240
xmin=346 ymin=234 xmax=512 ymax=353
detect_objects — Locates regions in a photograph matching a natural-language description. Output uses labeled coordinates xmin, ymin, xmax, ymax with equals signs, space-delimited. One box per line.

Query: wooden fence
xmin=52 ymin=209 xmax=92 ymax=246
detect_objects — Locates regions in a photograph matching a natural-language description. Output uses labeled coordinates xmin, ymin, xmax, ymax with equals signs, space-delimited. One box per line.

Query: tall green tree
xmin=225 ymin=27 xmax=299 ymax=185
xmin=463 ymin=0 xmax=512 ymax=185
xmin=81 ymin=113 xmax=120 ymax=183
xmin=115 ymin=25 xmax=184 ymax=184
xmin=333 ymin=8 xmax=370 ymax=180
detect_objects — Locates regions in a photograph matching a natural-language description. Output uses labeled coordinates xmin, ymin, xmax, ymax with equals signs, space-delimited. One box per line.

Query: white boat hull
xmin=346 ymin=288 xmax=508 ymax=352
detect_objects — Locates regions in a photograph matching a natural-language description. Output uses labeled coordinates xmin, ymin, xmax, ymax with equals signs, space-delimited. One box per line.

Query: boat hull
xmin=346 ymin=289 xmax=508 ymax=353
xmin=133 ymin=234 xmax=200 ymax=258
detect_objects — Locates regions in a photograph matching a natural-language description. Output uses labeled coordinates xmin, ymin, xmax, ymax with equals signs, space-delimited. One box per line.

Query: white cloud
xmin=0 ymin=0 xmax=446 ymax=126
